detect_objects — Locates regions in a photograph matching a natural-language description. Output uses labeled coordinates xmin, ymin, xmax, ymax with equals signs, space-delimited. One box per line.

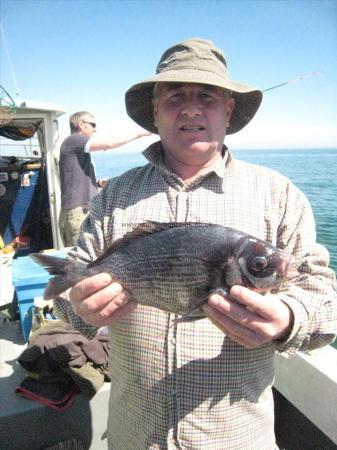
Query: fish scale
xmin=93 ymin=251 xmax=212 ymax=314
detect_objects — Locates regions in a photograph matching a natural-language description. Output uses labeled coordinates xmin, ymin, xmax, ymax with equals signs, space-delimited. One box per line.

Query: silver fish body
xmin=31 ymin=222 xmax=296 ymax=320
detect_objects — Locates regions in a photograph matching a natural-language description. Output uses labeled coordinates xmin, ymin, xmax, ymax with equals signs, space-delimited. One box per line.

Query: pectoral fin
xmin=172 ymin=288 xmax=232 ymax=325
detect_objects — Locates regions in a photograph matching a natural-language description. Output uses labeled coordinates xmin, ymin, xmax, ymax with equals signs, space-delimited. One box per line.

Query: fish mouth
xmin=277 ymin=254 xmax=298 ymax=280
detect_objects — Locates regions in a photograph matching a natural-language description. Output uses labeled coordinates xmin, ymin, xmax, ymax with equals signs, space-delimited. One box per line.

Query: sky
xmin=1 ymin=0 xmax=337 ymax=150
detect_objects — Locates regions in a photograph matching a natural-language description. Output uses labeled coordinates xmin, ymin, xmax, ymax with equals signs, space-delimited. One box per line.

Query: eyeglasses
xmin=83 ymin=121 xmax=96 ymax=128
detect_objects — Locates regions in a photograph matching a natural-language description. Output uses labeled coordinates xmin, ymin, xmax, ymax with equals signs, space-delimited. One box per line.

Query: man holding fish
xmin=39 ymin=39 xmax=337 ymax=449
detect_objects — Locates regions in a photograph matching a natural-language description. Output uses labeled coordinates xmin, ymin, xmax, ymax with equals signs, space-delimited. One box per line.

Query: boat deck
xmin=0 ymin=319 xmax=110 ymax=450
xmin=1 ymin=317 xmax=337 ymax=450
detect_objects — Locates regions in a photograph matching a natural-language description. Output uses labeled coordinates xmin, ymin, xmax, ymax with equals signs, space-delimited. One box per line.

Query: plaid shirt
xmin=56 ymin=141 xmax=337 ymax=450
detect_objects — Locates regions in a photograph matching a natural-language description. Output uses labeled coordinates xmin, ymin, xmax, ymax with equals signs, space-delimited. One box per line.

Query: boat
xmin=0 ymin=95 xmax=110 ymax=449
xmin=0 ymin=94 xmax=337 ymax=450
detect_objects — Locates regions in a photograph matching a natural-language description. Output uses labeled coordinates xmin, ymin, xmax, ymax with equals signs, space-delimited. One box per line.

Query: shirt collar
xmin=143 ymin=141 xmax=235 ymax=181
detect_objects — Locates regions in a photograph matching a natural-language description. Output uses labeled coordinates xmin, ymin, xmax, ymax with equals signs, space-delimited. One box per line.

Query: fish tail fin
xmin=30 ymin=253 xmax=87 ymax=299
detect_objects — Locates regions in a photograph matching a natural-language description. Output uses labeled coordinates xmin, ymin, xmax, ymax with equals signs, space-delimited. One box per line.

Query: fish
xmin=30 ymin=222 xmax=297 ymax=321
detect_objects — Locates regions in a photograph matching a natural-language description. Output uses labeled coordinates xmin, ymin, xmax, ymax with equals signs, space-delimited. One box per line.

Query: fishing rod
xmin=263 ymin=71 xmax=322 ymax=92
xmin=0 ymin=23 xmax=22 ymax=101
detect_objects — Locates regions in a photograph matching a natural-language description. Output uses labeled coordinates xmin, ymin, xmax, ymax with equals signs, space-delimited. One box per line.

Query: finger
xmin=204 ymin=304 xmax=257 ymax=337
xmin=206 ymin=312 xmax=262 ymax=349
xmin=72 ymin=282 xmax=125 ymax=316
xmin=207 ymin=294 xmax=267 ymax=330
xmin=86 ymin=301 xmax=138 ymax=327
xmin=70 ymin=273 xmax=113 ymax=302
xmin=230 ymin=286 xmax=274 ymax=319
xmin=206 ymin=300 xmax=288 ymax=344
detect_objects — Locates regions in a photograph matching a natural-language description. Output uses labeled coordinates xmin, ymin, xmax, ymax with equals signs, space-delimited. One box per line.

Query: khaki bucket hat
xmin=125 ymin=38 xmax=263 ymax=135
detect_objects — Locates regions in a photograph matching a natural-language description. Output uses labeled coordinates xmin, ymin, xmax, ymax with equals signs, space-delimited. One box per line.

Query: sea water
xmin=93 ymin=148 xmax=337 ymax=275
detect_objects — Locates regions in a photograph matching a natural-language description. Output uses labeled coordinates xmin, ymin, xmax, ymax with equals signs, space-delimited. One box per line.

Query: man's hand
xmin=97 ymin=178 xmax=108 ymax=188
xmin=203 ymin=286 xmax=294 ymax=349
xmin=69 ymin=273 xmax=137 ymax=327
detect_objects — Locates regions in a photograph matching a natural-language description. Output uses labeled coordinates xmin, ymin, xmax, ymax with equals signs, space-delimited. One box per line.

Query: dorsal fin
xmin=87 ymin=221 xmax=195 ymax=267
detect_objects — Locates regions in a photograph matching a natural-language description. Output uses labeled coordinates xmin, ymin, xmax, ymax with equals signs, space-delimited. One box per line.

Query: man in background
xmin=58 ymin=111 xmax=151 ymax=246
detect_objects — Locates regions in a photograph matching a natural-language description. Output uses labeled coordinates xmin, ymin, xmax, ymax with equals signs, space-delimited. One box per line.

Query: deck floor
xmin=0 ymin=318 xmax=109 ymax=450
xmin=274 ymin=388 xmax=337 ymax=450
xmin=1 ymin=316 xmax=337 ymax=450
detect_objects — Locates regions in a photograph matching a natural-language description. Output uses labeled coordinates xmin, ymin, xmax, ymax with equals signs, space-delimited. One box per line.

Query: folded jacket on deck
xmin=16 ymin=322 xmax=111 ymax=409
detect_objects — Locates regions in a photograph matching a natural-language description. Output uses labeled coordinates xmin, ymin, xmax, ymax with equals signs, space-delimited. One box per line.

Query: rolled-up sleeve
xmin=273 ymin=181 xmax=337 ymax=355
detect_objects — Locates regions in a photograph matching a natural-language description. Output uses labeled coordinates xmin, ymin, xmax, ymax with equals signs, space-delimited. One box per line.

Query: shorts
xmin=59 ymin=206 xmax=89 ymax=247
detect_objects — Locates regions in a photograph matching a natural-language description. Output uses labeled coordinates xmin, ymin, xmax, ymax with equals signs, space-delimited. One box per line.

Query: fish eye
xmin=250 ymin=256 xmax=268 ymax=272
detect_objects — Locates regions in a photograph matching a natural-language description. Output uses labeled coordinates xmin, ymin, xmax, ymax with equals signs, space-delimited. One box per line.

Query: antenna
xmin=263 ymin=71 xmax=322 ymax=92
xmin=0 ymin=23 xmax=22 ymax=101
